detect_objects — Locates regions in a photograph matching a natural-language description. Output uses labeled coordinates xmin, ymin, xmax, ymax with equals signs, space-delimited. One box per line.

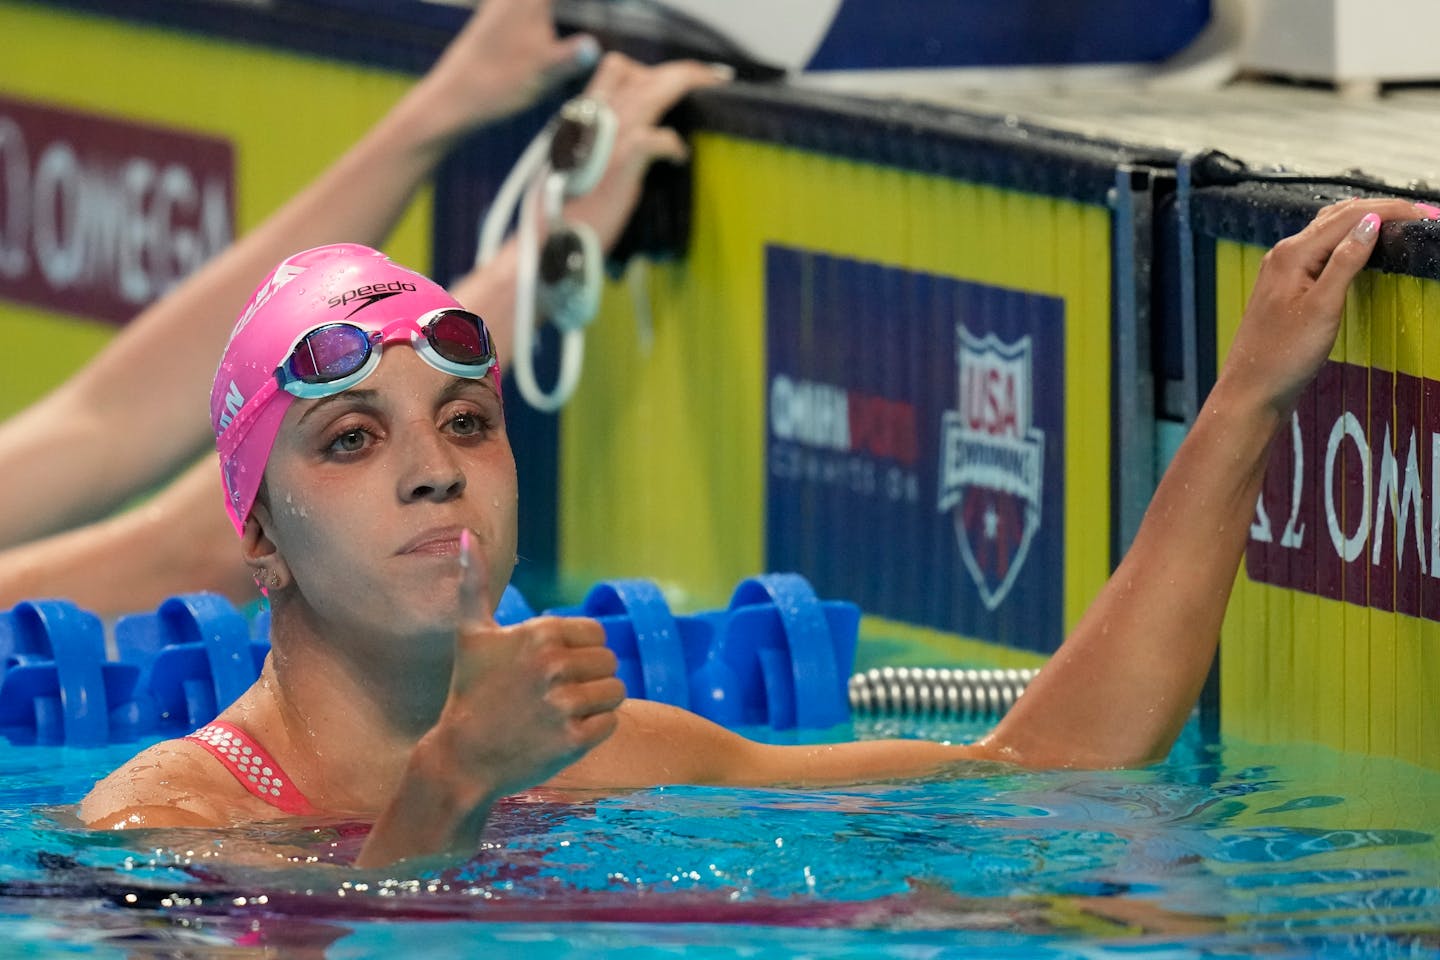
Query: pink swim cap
xmin=211 ymin=243 xmax=486 ymax=534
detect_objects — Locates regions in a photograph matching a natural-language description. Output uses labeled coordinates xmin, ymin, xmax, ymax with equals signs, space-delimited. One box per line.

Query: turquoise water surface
xmin=0 ymin=718 xmax=1435 ymax=958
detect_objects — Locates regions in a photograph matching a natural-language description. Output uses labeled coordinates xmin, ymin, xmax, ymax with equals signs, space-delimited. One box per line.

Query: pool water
xmin=0 ymin=718 xmax=1435 ymax=958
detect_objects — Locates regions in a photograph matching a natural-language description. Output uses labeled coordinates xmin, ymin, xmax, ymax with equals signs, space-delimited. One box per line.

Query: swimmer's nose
xmin=397 ymin=427 xmax=467 ymax=504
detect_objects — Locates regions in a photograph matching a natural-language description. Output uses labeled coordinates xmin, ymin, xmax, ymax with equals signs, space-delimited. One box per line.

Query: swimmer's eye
xmin=445 ymin=410 xmax=491 ymax=439
xmin=326 ymin=427 xmax=373 ymax=456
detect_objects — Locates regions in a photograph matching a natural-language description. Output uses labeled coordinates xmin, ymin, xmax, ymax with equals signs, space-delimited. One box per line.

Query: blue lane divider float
xmin=550 ymin=573 xmax=858 ymax=731
xmin=113 ymin=593 xmax=271 ymax=734
xmin=0 ymin=573 xmax=857 ymax=745
xmin=495 ymin=584 xmax=537 ymax=626
xmin=0 ymin=600 xmax=140 ymax=746
xmin=691 ymin=573 xmax=858 ymax=730
xmin=572 ymin=579 xmax=695 ymax=709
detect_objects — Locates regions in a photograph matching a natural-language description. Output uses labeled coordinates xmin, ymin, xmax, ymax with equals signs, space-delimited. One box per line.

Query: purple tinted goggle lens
xmin=276 ymin=309 xmax=496 ymax=399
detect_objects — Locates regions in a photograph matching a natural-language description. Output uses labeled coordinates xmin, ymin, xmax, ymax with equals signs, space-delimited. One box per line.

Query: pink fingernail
xmin=1353 ymin=213 xmax=1381 ymax=241
xmin=459 ymin=528 xmax=472 ymax=564
xmin=1416 ymin=202 xmax=1440 ymax=219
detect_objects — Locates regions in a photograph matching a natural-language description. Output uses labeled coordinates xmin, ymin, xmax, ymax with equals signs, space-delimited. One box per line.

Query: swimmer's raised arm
xmin=0 ymin=0 xmax=597 ymax=549
xmin=977 ymin=198 xmax=1437 ymax=768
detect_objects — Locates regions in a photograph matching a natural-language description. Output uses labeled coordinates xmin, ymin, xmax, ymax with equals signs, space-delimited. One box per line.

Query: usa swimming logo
xmin=937 ymin=326 xmax=1045 ymax=611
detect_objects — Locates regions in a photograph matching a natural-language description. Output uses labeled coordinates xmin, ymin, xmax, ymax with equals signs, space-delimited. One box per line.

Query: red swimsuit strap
xmin=185 ymin=720 xmax=316 ymax=817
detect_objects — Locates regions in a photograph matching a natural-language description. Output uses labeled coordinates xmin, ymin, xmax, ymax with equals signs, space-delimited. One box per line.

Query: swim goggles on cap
xmin=221 ymin=308 xmax=496 ymax=446
xmin=275 ymin=307 xmax=495 ymax=399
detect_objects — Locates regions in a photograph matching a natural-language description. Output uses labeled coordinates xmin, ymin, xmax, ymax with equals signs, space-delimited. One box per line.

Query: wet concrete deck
xmin=798 ymin=75 xmax=1440 ymax=193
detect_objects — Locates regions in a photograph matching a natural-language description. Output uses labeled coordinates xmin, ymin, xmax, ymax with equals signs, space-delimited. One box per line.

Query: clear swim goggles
xmin=272 ymin=308 xmax=497 ymax=400
xmin=476 ymin=97 xmax=615 ymax=412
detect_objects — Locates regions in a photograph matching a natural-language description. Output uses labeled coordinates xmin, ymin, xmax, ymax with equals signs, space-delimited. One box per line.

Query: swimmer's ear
xmin=240 ymin=501 xmax=291 ymax=592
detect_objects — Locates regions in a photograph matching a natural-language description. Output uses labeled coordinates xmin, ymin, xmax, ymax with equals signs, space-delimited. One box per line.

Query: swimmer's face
xmin=252 ymin=346 xmax=517 ymax=645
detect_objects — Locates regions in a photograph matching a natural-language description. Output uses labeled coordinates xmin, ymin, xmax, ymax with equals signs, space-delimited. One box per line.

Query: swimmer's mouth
xmin=396 ymin=527 xmax=465 ymax=557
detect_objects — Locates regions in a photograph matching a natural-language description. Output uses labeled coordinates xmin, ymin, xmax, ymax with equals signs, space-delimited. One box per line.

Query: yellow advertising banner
xmin=560 ymin=132 xmax=1111 ymax=666
xmin=1217 ymin=239 xmax=1440 ymax=769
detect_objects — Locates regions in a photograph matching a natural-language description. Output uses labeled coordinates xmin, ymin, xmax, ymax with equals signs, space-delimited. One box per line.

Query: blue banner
xmin=764 ymin=246 xmax=1067 ymax=653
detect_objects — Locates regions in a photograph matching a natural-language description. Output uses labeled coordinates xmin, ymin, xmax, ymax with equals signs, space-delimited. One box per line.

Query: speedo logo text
xmin=329 ymin=281 xmax=416 ymax=315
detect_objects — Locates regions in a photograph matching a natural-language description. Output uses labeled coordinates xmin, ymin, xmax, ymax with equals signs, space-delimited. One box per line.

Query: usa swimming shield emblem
xmin=938 ymin=326 xmax=1045 ymax=611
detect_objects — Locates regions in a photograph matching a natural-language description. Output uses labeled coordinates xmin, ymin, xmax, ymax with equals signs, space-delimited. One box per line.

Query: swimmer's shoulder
xmin=78 ymin=736 xmax=282 ymax=829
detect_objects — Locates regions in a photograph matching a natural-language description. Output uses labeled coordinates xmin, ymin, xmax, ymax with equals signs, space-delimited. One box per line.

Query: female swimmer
xmin=81 ymin=199 xmax=1436 ymax=868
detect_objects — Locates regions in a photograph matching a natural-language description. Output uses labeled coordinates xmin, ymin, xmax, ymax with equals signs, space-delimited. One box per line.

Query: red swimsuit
xmin=185 ymin=721 xmax=317 ymax=816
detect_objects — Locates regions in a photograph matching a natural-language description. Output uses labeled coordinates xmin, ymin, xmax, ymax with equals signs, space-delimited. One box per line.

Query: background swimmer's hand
xmin=1217 ymin=198 xmax=1439 ymax=417
xmin=404 ymin=0 xmax=600 ymax=147
xmin=444 ymin=52 xmax=731 ymax=360
xmin=357 ymin=529 xmax=623 ymax=868
xmin=563 ymin=53 xmax=734 ymax=252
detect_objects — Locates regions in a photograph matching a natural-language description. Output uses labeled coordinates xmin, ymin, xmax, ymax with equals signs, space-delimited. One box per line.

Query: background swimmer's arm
xmin=973 ymin=199 xmax=1434 ymax=769
xmin=0 ymin=0 xmax=596 ymax=550
xmin=0 ymin=456 xmax=255 ymax=613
